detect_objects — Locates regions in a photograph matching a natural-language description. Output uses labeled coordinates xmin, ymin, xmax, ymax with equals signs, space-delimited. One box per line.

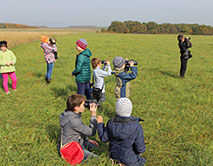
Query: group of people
xmin=0 ymin=34 xmax=192 ymax=165
xmin=59 ymin=38 xmax=145 ymax=166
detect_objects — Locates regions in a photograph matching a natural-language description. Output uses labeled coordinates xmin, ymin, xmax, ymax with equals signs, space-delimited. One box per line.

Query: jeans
xmin=77 ymin=82 xmax=92 ymax=99
xmin=82 ymin=141 xmax=98 ymax=162
xmin=2 ymin=72 xmax=17 ymax=92
xmin=46 ymin=62 xmax=54 ymax=79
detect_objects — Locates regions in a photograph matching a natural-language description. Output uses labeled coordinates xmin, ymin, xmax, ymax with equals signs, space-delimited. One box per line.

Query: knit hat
xmin=113 ymin=56 xmax=125 ymax=68
xmin=41 ymin=36 xmax=49 ymax=43
xmin=115 ymin=98 xmax=132 ymax=117
xmin=76 ymin=39 xmax=87 ymax=50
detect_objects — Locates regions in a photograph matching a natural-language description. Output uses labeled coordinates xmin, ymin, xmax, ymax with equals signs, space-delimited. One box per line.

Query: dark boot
xmin=47 ymin=78 xmax=51 ymax=83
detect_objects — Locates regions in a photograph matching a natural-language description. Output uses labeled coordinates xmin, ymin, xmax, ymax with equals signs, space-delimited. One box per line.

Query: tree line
xmin=101 ymin=21 xmax=213 ymax=35
xmin=0 ymin=23 xmax=38 ymax=29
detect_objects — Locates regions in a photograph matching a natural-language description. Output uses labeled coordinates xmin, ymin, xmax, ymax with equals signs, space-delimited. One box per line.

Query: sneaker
xmin=13 ymin=89 xmax=17 ymax=91
xmin=6 ymin=92 xmax=10 ymax=94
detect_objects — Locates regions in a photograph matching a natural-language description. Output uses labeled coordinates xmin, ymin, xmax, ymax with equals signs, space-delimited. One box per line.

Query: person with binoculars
xmin=91 ymin=58 xmax=112 ymax=102
xmin=58 ymin=94 xmax=99 ymax=162
xmin=177 ymin=34 xmax=192 ymax=78
xmin=112 ymin=56 xmax=138 ymax=98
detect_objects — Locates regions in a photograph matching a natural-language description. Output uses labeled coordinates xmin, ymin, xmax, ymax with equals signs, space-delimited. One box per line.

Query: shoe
xmin=47 ymin=78 xmax=51 ymax=83
xmin=13 ymin=89 xmax=17 ymax=91
xmin=6 ymin=92 xmax=10 ymax=94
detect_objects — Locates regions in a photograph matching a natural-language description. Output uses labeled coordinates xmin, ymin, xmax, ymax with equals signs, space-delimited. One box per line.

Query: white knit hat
xmin=115 ymin=98 xmax=132 ymax=117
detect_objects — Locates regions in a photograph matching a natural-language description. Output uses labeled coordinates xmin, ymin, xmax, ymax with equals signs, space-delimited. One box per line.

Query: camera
xmin=49 ymin=38 xmax=56 ymax=45
xmin=101 ymin=60 xmax=107 ymax=65
xmin=84 ymin=99 xmax=98 ymax=109
xmin=185 ymin=37 xmax=191 ymax=40
xmin=125 ymin=60 xmax=138 ymax=71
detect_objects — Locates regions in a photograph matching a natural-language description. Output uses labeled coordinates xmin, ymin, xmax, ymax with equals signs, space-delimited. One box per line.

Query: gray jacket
xmin=93 ymin=65 xmax=112 ymax=93
xmin=59 ymin=110 xmax=97 ymax=149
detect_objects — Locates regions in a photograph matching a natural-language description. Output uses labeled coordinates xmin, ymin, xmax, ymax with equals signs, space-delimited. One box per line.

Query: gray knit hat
xmin=113 ymin=56 xmax=125 ymax=68
xmin=116 ymin=98 xmax=132 ymax=117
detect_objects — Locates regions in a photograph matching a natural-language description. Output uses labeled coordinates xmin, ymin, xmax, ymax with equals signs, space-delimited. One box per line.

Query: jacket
xmin=72 ymin=49 xmax=92 ymax=83
xmin=93 ymin=64 xmax=112 ymax=93
xmin=97 ymin=115 xmax=146 ymax=166
xmin=41 ymin=43 xmax=57 ymax=63
xmin=0 ymin=49 xmax=16 ymax=73
xmin=178 ymin=40 xmax=192 ymax=57
xmin=113 ymin=67 xmax=137 ymax=98
xmin=59 ymin=110 xmax=97 ymax=150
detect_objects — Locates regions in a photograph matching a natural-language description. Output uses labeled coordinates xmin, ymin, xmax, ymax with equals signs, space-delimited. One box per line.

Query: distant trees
xmin=103 ymin=21 xmax=213 ymax=35
xmin=0 ymin=23 xmax=38 ymax=29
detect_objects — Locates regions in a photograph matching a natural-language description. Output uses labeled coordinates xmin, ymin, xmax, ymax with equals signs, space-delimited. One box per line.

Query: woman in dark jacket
xmin=177 ymin=34 xmax=192 ymax=78
xmin=97 ymin=98 xmax=146 ymax=166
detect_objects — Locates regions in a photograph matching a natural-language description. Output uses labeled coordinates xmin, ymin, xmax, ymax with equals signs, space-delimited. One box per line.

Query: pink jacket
xmin=41 ymin=43 xmax=57 ymax=63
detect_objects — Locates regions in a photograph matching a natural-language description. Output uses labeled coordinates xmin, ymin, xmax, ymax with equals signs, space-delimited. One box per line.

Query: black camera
xmin=185 ymin=37 xmax=191 ymax=40
xmin=125 ymin=60 xmax=138 ymax=71
xmin=84 ymin=99 xmax=98 ymax=109
xmin=101 ymin=60 xmax=107 ymax=65
xmin=49 ymin=38 xmax=56 ymax=45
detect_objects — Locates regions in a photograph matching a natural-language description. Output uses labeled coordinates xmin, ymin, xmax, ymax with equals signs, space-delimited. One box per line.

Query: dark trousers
xmin=180 ymin=56 xmax=188 ymax=77
xmin=77 ymin=82 xmax=92 ymax=99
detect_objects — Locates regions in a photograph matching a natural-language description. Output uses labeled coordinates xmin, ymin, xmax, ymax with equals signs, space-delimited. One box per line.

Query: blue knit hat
xmin=76 ymin=39 xmax=87 ymax=50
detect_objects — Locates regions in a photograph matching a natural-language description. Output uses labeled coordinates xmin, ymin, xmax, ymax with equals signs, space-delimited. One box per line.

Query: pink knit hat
xmin=76 ymin=39 xmax=87 ymax=50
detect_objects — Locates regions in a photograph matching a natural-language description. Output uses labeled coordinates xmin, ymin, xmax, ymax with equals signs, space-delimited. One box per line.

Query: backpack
xmin=60 ymin=129 xmax=84 ymax=165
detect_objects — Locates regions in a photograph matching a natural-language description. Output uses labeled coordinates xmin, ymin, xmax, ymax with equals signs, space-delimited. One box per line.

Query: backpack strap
xmin=60 ymin=128 xmax=63 ymax=148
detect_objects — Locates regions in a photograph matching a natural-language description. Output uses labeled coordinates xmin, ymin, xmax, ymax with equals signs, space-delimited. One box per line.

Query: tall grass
xmin=0 ymin=28 xmax=98 ymax=48
xmin=0 ymin=33 xmax=212 ymax=166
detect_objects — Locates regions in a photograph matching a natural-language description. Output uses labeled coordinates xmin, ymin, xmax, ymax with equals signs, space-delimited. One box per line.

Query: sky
xmin=0 ymin=0 xmax=212 ymax=27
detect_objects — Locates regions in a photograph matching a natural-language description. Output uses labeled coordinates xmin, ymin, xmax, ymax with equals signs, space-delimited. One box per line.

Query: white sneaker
xmin=6 ymin=92 xmax=10 ymax=94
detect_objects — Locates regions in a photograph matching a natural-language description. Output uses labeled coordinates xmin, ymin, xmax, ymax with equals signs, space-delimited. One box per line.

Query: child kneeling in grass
xmin=97 ymin=98 xmax=146 ymax=166
xmin=59 ymin=94 xmax=99 ymax=162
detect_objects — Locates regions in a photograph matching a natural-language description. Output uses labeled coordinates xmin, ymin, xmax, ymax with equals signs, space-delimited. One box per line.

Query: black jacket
xmin=178 ymin=39 xmax=192 ymax=56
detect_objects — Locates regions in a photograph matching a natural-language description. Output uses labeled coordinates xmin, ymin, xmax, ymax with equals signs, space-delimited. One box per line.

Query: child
xmin=0 ymin=41 xmax=17 ymax=94
xmin=59 ymin=94 xmax=99 ymax=161
xmin=72 ymin=39 xmax=92 ymax=99
xmin=91 ymin=58 xmax=112 ymax=102
xmin=177 ymin=34 xmax=192 ymax=78
xmin=40 ymin=36 xmax=57 ymax=83
xmin=113 ymin=56 xmax=137 ymax=98
xmin=97 ymin=98 xmax=146 ymax=166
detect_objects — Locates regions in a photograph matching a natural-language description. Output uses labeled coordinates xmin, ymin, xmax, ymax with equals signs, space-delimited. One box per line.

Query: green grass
xmin=0 ymin=33 xmax=213 ymax=166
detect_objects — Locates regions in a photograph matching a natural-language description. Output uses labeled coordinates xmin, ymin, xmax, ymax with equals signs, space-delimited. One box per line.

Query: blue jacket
xmin=97 ymin=115 xmax=145 ymax=166
xmin=113 ymin=67 xmax=137 ymax=98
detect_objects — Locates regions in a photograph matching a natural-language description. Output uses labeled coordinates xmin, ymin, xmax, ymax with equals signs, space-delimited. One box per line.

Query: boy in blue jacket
xmin=72 ymin=39 xmax=92 ymax=99
xmin=112 ymin=56 xmax=137 ymax=98
xmin=97 ymin=98 xmax=146 ymax=166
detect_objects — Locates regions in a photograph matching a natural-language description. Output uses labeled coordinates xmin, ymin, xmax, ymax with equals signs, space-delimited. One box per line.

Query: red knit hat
xmin=76 ymin=39 xmax=87 ymax=50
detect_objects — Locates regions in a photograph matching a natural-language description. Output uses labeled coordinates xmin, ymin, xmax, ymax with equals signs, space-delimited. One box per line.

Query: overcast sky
xmin=0 ymin=0 xmax=212 ymax=27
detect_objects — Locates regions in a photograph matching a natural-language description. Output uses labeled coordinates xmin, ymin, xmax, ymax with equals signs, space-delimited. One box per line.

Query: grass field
xmin=0 ymin=32 xmax=213 ymax=166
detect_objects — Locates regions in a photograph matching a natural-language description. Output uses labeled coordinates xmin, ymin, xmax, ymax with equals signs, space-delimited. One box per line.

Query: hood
xmin=81 ymin=48 xmax=92 ymax=57
xmin=113 ymin=67 xmax=125 ymax=75
xmin=108 ymin=117 xmax=140 ymax=140
xmin=59 ymin=110 xmax=81 ymax=127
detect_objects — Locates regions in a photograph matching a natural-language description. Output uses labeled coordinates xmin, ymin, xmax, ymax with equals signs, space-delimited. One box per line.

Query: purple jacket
xmin=41 ymin=43 xmax=57 ymax=63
